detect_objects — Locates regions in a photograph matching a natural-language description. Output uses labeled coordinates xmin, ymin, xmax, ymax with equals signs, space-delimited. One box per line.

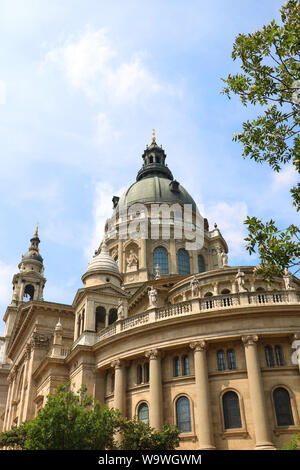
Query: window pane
xmin=198 ymin=255 xmax=205 ymax=273
xmin=183 ymin=355 xmax=190 ymax=376
xmin=275 ymin=346 xmax=284 ymax=366
xmin=274 ymin=388 xmax=294 ymax=426
xmin=227 ymin=349 xmax=236 ymax=370
xmin=223 ymin=391 xmax=242 ymax=429
xmin=176 ymin=397 xmax=191 ymax=432
xmin=265 ymin=346 xmax=275 ymax=367
xmin=174 ymin=357 xmax=181 ymax=377
xmin=153 ymin=247 xmax=168 ymax=274
xmin=217 ymin=350 xmax=226 ymax=371
xmin=138 ymin=403 xmax=149 ymax=425
xmin=178 ymin=249 xmax=190 ymax=275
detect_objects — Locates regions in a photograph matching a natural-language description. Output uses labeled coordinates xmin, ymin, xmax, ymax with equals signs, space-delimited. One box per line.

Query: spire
xmin=152 ymin=128 xmax=156 ymax=143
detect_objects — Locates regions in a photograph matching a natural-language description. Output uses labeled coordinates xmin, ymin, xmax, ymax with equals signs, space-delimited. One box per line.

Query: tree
xmin=222 ymin=0 xmax=300 ymax=280
xmin=0 ymin=383 xmax=180 ymax=450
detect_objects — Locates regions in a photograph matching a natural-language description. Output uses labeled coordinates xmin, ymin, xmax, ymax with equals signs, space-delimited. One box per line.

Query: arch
xmin=217 ymin=350 xmax=226 ymax=371
xmin=95 ymin=306 xmax=106 ymax=332
xmin=275 ymin=345 xmax=285 ymax=366
xmin=222 ymin=391 xmax=242 ymax=429
xmin=221 ymin=289 xmax=231 ymax=294
xmin=273 ymin=387 xmax=294 ymax=426
xmin=177 ymin=249 xmax=190 ymax=275
xmin=138 ymin=402 xmax=149 ymax=425
xmin=108 ymin=308 xmax=118 ymax=325
xmin=153 ymin=246 xmax=169 ymax=274
xmin=176 ymin=396 xmax=192 ymax=433
xmin=204 ymin=291 xmax=213 ymax=297
xmin=265 ymin=345 xmax=275 ymax=367
xmin=24 ymin=284 xmax=34 ymax=301
xmin=227 ymin=349 xmax=237 ymax=370
xmin=198 ymin=255 xmax=205 ymax=273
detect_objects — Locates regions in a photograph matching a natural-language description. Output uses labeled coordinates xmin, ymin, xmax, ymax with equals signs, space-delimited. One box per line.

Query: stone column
xmin=5 ymin=366 xmax=18 ymax=430
xmin=18 ymin=346 xmax=31 ymax=425
xmin=3 ymin=376 xmax=13 ymax=431
xmin=111 ymin=359 xmax=126 ymax=415
xmin=190 ymin=340 xmax=215 ymax=450
xmin=242 ymin=335 xmax=275 ymax=450
xmin=145 ymin=349 xmax=163 ymax=430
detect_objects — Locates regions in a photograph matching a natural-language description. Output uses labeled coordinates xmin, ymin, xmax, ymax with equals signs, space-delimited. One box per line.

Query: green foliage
xmin=117 ymin=418 xmax=180 ymax=451
xmin=222 ymin=0 xmax=300 ymax=279
xmin=0 ymin=383 xmax=180 ymax=451
xmin=0 ymin=422 xmax=28 ymax=449
xmin=281 ymin=432 xmax=300 ymax=449
xmin=222 ymin=0 xmax=300 ymax=209
xmin=244 ymin=216 xmax=300 ymax=281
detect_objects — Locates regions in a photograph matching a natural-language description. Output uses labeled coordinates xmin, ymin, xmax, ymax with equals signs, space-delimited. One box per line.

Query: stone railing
xmin=78 ymin=289 xmax=300 ymax=346
xmin=156 ymin=301 xmax=192 ymax=320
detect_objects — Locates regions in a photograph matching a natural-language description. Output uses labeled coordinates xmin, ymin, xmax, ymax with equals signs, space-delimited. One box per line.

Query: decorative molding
xmin=241 ymin=335 xmax=259 ymax=346
xmin=189 ymin=340 xmax=208 ymax=352
xmin=145 ymin=348 xmax=161 ymax=360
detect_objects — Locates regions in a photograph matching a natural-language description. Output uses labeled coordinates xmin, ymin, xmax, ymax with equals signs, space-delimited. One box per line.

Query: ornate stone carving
xmin=236 ymin=269 xmax=247 ymax=292
xmin=283 ymin=267 xmax=294 ymax=290
xmin=126 ymin=250 xmax=138 ymax=272
xmin=117 ymin=299 xmax=125 ymax=321
xmin=28 ymin=331 xmax=50 ymax=350
xmin=148 ymin=285 xmax=158 ymax=308
xmin=190 ymin=276 xmax=200 ymax=297
xmin=111 ymin=358 xmax=122 ymax=369
xmin=220 ymin=250 xmax=228 ymax=267
xmin=241 ymin=334 xmax=259 ymax=346
xmin=145 ymin=348 xmax=160 ymax=360
xmin=189 ymin=340 xmax=208 ymax=352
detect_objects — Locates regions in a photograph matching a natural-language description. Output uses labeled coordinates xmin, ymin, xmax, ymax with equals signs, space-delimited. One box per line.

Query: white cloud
xmin=84 ymin=182 xmax=126 ymax=260
xmin=271 ymin=164 xmax=298 ymax=193
xmin=0 ymin=260 xmax=15 ymax=315
xmin=41 ymin=28 xmax=180 ymax=105
xmin=205 ymin=201 xmax=253 ymax=262
xmin=95 ymin=113 xmax=121 ymax=145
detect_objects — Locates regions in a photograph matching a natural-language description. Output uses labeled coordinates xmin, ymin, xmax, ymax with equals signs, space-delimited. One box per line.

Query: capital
xmin=242 ymin=334 xmax=258 ymax=346
xmin=145 ymin=348 xmax=161 ymax=360
xmin=111 ymin=358 xmax=122 ymax=369
xmin=189 ymin=340 xmax=208 ymax=352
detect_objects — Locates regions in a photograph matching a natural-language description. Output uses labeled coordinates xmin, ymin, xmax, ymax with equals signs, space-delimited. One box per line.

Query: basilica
xmin=0 ymin=135 xmax=300 ymax=450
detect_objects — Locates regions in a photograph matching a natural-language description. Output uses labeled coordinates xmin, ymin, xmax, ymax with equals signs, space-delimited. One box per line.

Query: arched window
xmin=24 ymin=284 xmax=34 ymax=301
xmin=174 ymin=357 xmax=181 ymax=377
xmin=275 ymin=345 xmax=284 ymax=366
xmin=108 ymin=308 xmax=118 ymax=325
xmin=153 ymin=247 xmax=168 ymax=274
xmin=95 ymin=306 xmax=106 ymax=332
xmin=222 ymin=391 xmax=242 ymax=429
xmin=273 ymin=388 xmax=294 ymax=426
xmin=227 ymin=349 xmax=236 ymax=370
xmin=198 ymin=255 xmax=205 ymax=273
xmin=177 ymin=249 xmax=190 ymax=275
xmin=176 ymin=396 xmax=191 ymax=433
xmin=265 ymin=346 xmax=275 ymax=367
xmin=217 ymin=350 xmax=226 ymax=371
xmin=182 ymin=355 xmax=190 ymax=376
xmin=137 ymin=365 xmax=143 ymax=384
xmin=138 ymin=403 xmax=149 ymax=425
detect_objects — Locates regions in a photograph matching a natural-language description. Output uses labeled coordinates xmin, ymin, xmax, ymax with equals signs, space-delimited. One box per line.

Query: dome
xmin=117 ymin=176 xmax=197 ymax=211
xmin=22 ymin=251 xmax=43 ymax=264
xmin=85 ymin=242 xmax=119 ymax=275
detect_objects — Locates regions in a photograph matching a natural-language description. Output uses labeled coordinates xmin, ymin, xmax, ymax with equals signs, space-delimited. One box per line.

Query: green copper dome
xmin=118 ymin=176 xmax=197 ymax=211
xmin=115 ymin=137 xmax=197 ymax=212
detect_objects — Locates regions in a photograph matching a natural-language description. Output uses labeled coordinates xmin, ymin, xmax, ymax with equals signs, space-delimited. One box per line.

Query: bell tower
xmin=11 ymin=225 xmax=46 ymax=305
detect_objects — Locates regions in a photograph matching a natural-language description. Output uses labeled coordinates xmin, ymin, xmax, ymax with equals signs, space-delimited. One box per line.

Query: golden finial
xmin=34 ymin=222 xmax=39 ymax=237
xmin=152 ymin=128 xmax=156 ymax=143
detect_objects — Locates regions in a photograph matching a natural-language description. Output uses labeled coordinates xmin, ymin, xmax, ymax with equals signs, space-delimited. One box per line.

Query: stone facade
xmin=1 ymin=138 xmax=300 ymax=450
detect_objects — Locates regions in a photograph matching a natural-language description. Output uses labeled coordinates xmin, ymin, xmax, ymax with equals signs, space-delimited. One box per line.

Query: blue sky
xmin=0 ymin=0 xmax=298 ymax=334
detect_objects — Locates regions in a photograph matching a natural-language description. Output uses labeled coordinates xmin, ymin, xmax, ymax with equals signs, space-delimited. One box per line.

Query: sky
xmin=0 ymin=0 xmax=298 ymax=335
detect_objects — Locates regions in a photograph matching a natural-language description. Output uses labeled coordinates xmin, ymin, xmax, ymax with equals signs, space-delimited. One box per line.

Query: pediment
xmin=73 ymin=283 xmax=128 ymax=307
